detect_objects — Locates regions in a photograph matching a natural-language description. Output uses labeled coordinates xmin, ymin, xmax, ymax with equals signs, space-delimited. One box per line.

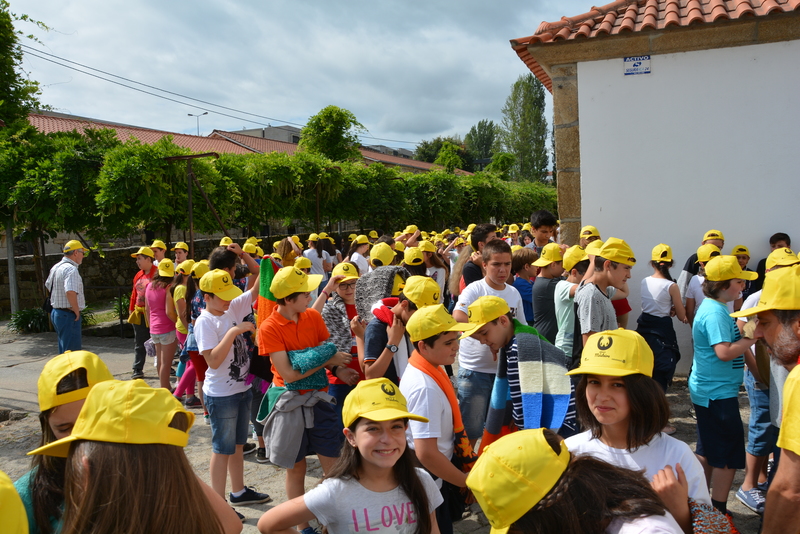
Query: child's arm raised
xmin=202 ymin=322 xmax=255 ymax=370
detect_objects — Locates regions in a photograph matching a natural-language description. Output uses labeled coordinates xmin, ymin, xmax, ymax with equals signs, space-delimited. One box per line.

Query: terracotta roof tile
xmin=511 ymin=0 xmax=800 ymax=90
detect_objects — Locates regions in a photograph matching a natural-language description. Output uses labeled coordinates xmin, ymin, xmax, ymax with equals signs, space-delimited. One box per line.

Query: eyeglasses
xmin=339 ymin=282 xmax=357 ymax=290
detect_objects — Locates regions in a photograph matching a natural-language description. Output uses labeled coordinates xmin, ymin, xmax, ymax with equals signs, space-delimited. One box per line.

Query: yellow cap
xmin=245 ymin=236 xmax=262 ymax=245
xmin=696 ymin=243 xmax=721 ymax=264
xmin=703 ymin=229 xmax=725 ymax=242
xmin=308 ymin=233 xmax=319 ymax=242
xmin=29 ymin=379 xmax=194 ymax=458
xmin=466 ymin=429 xmax=570 ymax=534
xmin=510 ymin=245 xmax=523 ymax=253
xmin=442 ymin=229 xmax=452 ymax=236
xmin=460 ymin=296 xmax=511 ymax=339
xmin=394 ymin=241 xmax=406 ymax=252
xmin=567 ymin=329 xmax=654 ymax=377
xmin=393 ymin=231 xmax=402 ymax=238
xmin=332 ymin=262 xmax=360 ymax=282
xmin=271 ymin=252 xmax=282 ymax=261
xmin=242 ymin=243 xmax=257 ymax=254
xmin=63 ymin=240 xmax=88 ymax=254
xmin=199 ymin=269 xmax=243 ymax=300
xmin=170 ymin=241 xmax=189 ymax=252
xmin=651 ymin=243 xmax=673 ymax=263
xmin=342 ymin=378 xmax=429 ymax=427
xmin=403 ymin=225 xmax=418 ymax=235
xmin=405 ymin=304 xmax=465 ymax=342
xmin=353 ymin=234 xmax=371 ymax=246
xmin=318 ymin=232 xmax=335 ymax=243
xmin=131 ymin=246 xmax=154 ymax=259
xmin=580 ymin=225 xmax=600 ymax=239
xmin=584 ymin=239 xmax=604 ymax=256
xmin=732 ymin=264 xmax=800 ymax=318
xmin=219 ymin=237 xmax=233 ymax=246
xmin=404 ymin=247 xmax=424 ymax=266
xmin=150 ymin=239 xmax=167 ymax=250
xmin=521 ymin=222 xmax=531 ymax=231
xmin=256 ymin=246 xmax=264 ymax=257
xmin=766 ymin=247 xmax=799 ymax=270
xmin=418 ymin=240 xmax=437 ymax=253
xmin=369 ymin=230 xmax=379 ymax=239
xmin=704 ymin=255 xmax=758 ymax=282
xmin=598 ymin=237 xmax=636 ymax=266
xmin=731 ymin=245 xmax=750 ymax=257
xmin=270 ymin=266 xmax=323 ymax=299
xmin=176 ymin=259 xmax=195 ymax=275
xmin=349 ymin=233 xmax=358 ymax=242
xmin=37 ymin=351 xmax=113 ymax=412
xmin=467 ymin=223 xmax=477 ymax=231
xmin=0 ymin=470 xmax=28 ymax=534
xmin=401 ymin=275 xmax=441 ymax=308
xmin=272 ymin=240 xmax=281 ymax=251
xmin=190 ymin=260 xmax=210 ymax=279
xmin=370 ymin=242 xmax=395 ymax=267
xmin=157 ymin=258 xmax=175 ymax=278
xmin=563 ymin=245 xmax=589 ymax=272
xmin=508 ymin=224 xmax=519 ymax=233
xmin=292 ymin=235 xmax=304 ymax=250
xmin=293 ymin=256 xmax=312 ymax=270
xmin=533 ymin=243 xmax=563 ymax=267
xmin=453 ymin=237 xmax=465 ymax=247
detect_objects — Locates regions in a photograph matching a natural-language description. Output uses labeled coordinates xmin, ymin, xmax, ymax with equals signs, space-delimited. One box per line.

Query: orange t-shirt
xmin=257 ymin=307 xmax=330 ymax=387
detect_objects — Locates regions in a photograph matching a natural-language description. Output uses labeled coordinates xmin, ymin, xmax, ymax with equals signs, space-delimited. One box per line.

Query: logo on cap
xmin=433 ymin=292 xmax=440 ymax=301
xmin=294 ymin=268 xmax=302 ymax=275
xmin=468 ymin=309 xmax=473 ymax=319
xmin=222 ymin=275 xmax=229 ymax=284
xmin=597 ymin=336 xmax=613 ymax=350
xmin=381 ymin=383 xmax=396 ymax=396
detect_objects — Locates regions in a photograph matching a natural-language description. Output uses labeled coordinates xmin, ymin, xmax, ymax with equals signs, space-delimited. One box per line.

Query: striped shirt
xmin=45 ymin=257 xmax=85 ymax=310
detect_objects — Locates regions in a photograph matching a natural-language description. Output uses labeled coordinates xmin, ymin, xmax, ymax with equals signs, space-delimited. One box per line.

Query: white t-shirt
xmin=641 ymin=277 xmax=675 ymax=317
xmin=426 ymin=266 xmax=446 ymax=303
xmin=351 ymin=252 xmax=369 ymax=276
xmin=304 ymin=468 xmax=443 ymax=534
xmin=554 ymin=280 xmax=577 ymax=357
xmin=448 ymin=250 xmax=459 ymax=271
xmin=304 ymin=248 xmax=331 ymax=276
xmin=606 ymin=513 xmax=682 ymax=534
xmin=195 ymin=291 xmax=254 ymax=397
xmin=400 ymin=365 xmax=454 ymax=488
xmin=454 ymin=279 xmax=525 ymax=374
xmin=687 ymin=275 xmax=736 ymax=313
xmin=565 ymin=431 xmax=711 ymax=506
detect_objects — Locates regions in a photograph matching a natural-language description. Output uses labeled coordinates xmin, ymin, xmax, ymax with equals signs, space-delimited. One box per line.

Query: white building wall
xmin=577 ymin=39 xmax=800 ymax=373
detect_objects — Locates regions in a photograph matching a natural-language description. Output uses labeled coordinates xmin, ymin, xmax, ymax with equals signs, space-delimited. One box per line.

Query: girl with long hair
xmin=564 ymin=329 xmax=711 ymax=532
xmin=257 ymin=378 xmax=441 ymax=534
xmin=419 ymin=241 xmax=448 ymax=304
xmin=345 ymin=235 xmax=371 ymax=275
xmin=28 ymin=379 xmax=241 ymax=534
xmin=170 ymin=260 xmax=202 ymax=407
xmin=185 ymin=260 xmax=211 ymax=422
xmin=145 ymin=258 xmax=179 ymax=390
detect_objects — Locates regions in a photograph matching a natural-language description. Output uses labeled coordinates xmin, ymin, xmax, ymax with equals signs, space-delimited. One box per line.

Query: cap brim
xmin=490 ymin=527 xmax=510 ymax=534
xmin=459 ymin=321 xmax=487 ymax=339
xmin=739 ymin=271 xmax=758 ymax=281
xmin=349 ymin=408 xmax=429 ymax=427
xmin=532 ymin=258 xmax=552 ymax=267
xmin=28 ymin=435 xmax=77 ymax=458
xmin=730 ymin=304 xmax=769 ymax=318
xmin=337 ymin=276 xmax=360 ymax=283
xmin=215 ymin=286 xmax=243 ymax=301
xmin=301 ymin=274 xmax=324 ymax=292
xmin=565 ymin=365 xmax=644 ymax=377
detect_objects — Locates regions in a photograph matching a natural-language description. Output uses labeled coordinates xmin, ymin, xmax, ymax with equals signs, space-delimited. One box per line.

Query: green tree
xmin=464 ymin=119 xmax=498 ymax=161
xmin=433 ymin=141 xmax=463 ymax=174
xmin=499 ymin=73 xmax=549 ymax=182
xmin=0 ymin=1 xmax=45 ymax=125
xmin=299 ymin=105 xmax=365 ymax=162
xmin=414 ymin=135 xmax=474 ymax=172
xmin=484 ymin=152 xmax=514 ymax=180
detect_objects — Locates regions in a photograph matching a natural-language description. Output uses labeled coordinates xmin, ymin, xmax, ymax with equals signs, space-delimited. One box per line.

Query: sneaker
xmin=229 ymin=486 xmax=272 ymax=505
xmin=758 ymin=480 xmax=770 ymax=493
xmin=256 ymin=447 xmax=270 ymax=464
xmin=203 ymin=413 xmax=210 ymax=425
xmin=183 ymin=395 xmax=202 ymax=408
xmin=232 ymin=507 xmax=245 ymax=522
xmin=243 ymin=442 xmax=257 ymax=455
xmin=131 ymin=371 xmax=144 ymax=380
xmin=687 ymin=405 xmax=696 ymax=420
xmin=300 ymin=527 xmax=320 ymax=534
xmin=736 ymin=486 xmax=766 ymax=514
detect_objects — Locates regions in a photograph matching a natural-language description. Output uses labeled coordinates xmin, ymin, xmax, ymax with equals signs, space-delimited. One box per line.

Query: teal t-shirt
xmin=13 ymin=468 xmax=62 ymax=534
xmin=688 ymin=299 xmax=745 ymax=407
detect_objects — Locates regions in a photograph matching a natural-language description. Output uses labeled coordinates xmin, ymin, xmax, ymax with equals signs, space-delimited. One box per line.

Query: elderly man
xmin=732 ymin=264 xmax=800 ymax=533
xmin=45 ymin=240 xmax=88 ymax=352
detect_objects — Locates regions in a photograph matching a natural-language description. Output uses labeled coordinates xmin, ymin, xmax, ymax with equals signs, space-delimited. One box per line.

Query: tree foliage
xmin=433 ymin=141 xmax=463 ymax=174
xmin=414 ymin=135 xmax=474 ymax=172
xmin=0 ymin=1 xmax=45 ymax=125
xmin=464 ymin=119 xmax=498 ymax=161
xmin=299 ymin=105 xmax=366 ymax=162
xmin=499 ymin=73 xmax=549 ymax=182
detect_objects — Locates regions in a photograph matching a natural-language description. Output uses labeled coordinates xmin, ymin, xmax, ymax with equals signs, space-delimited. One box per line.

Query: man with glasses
xmin=45 ymin=240 xmax=88 ymax=352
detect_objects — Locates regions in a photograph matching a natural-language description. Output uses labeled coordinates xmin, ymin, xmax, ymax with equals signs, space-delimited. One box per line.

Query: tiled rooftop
xmin=511 ymin=0 xmax=800 ymax=90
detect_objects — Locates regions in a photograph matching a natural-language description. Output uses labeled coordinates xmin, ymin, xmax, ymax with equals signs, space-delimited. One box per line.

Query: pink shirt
xmin=145 ymin=284 xmax=175 ymax=335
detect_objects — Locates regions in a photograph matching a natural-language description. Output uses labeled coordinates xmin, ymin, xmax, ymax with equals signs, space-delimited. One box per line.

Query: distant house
xmin=511 ymin=0 xmax=800 ymax=372
xmin=237 ymin=125 xmax=302 ymax=144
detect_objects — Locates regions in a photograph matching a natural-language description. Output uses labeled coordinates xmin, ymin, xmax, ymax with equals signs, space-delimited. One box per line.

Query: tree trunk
xmin=6 ymin=217 xmax=19 ymax=313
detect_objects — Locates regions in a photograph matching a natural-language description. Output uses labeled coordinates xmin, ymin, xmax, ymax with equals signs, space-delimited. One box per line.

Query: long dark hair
xmin=185 ymin=275 xmax=199 ymax=323
xmin=149 ymin=274 xmax=173 ymax=290
xmin=574 ymin=374 xmax=670 ymax=451
xmin=325 ymin=418 xmax=432 ymax=534
xmin=509 ymin=430 xmax=668 ymax=534
xmin=31 ymin=368 xmax=89 ymax=534
xmin=309 ymin=239 xmax=324 ymax=259
xmin=650 ymin=260 xmax=674 ymax=281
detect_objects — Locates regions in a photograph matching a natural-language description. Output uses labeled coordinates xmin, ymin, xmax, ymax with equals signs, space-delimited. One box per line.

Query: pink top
xmin=145 ymin=284 xmax=175 ymax=335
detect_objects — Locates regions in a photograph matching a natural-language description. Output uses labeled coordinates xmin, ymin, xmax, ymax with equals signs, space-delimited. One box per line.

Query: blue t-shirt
xmin=689 ymin=299 xmax=744 ymax=407
xmin=14 ymin=468 xmax=62 ymax=534
xmin=512 ymin=276 xmax=534 ymax=325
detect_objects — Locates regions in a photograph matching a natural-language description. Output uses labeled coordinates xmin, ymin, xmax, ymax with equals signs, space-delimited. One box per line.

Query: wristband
xmin=322 ymin=290 xmax=330 ymax=298
xmin=330 ymin=365 xmax=339 ymax=376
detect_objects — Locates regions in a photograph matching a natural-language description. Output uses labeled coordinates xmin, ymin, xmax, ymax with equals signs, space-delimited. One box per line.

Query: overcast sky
xmin=17 ymin=0 xmax=592 ymax=149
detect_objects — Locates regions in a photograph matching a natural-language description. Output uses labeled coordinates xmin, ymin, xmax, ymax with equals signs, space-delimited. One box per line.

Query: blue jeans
xmin=456 ymin=368 xmax=495 ymax=440
xmin=51 ymin=309 xmax=82 ymax=353
xmin=744 ymin=370 xmax=777 ymax=456
xmin=206 ymin=388 xmax=253 ymax=455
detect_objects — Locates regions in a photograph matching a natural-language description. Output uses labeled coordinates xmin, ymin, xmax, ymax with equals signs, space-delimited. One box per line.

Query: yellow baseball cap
xmin=157 ymin=258 xmax=175 ymax=278
xmin=405 ymin=304 xmax=465 ymax=342
xmin=404 ymin=247 xmax=424 ymax=266
xmin=0 ymin=470 xmax=27 ymax=534
xmin=467 ymin=223 xmax=477 ymax=232
xmin=580 ymin=225 xmax=600 ymax=239
xmin=256 ymin=246 xmax=264 ymax=257
xmin=150 ymin=239 xmax=167 ymax=250
xmin=510 ymin=245 xmax=523 ymax=253
xmin=466 ymin=429 xmax=571 ymax=534
xmin=731 ymin=264 xmax=800 ymax=318
xmin=170 ymin=241 xmax=189 ymax=252
xmin=349 ymin=233 xmax=358 ymax=242
xmin=418 ymin=240 xmax=437 ymax=253
xmin=245 ymin=236 xmax=262 ymax=245
xmin=293 ymin=256 xmax=312 ymax=270
xmin=270 ymin=266 xmax=322 ymax=299
xmin=176 ymin=259 xmax=195 ymax=276
xmin=29 ymin=379 xmax=194 ymax=458
xmin=199 ymin=269 xmax=243 ymax=301
xmin=353 ymin=234 xmax=371 ymax=246
xmin=521 ymin=222 xmax=531 ymax=231
xmin=567 ymin=329 xmax=654 ymax=377
xmin=342 ymin=378 xmax=429 ymax=428
xmin=453 ymin=237 xmax=465 ymax=247
xmin=332 ymin=262 xmax=359 ymax=282
xmin=63 ymin=240 xmax=88 ymax=254
xmin=307 ymin=233 xmax=320 ymax=242
xmin=731 ymin=245 xmax=750 ymax=257
xmin=403 ymin=225 xmax=418 ymax=235
xmin=533 ymin=243 xmax=563 ymax=267
xmin=272 ymin=240 xmax=281 ymax=251
xmin=401 ymin=275 xmax=441 ymax=308
xmin=271 ymin=252 xmax=282 ymax=261
xmin=563 ymin=245 xmax=589 ymax=272
xmin=292 ymin=235 xmax=304 ymax=250
xmin=219 ymin=236 xmax=233 ymax=246
xmin=704 ymin=255 xmax=758 ymax=282
xmin=442 ymin=229 xmax=452 ymax=236
xmin=369 ymin=230 xmax=379 ymax=239
xmin=242 ymin=243 xmax=257 ymax=254
xmin=651 ymin=243 xmax=673 ymax=263
xmin=190 ymin=260 xmax=210 ymax=279
xmin=460 ymin=296 xmax=511 ymax=339
xmin=508 ymin=224 xmax=519 ymax=233
xmin=598 ymin=237 xmax=636 ymax=266
xmin=703 ymin=229 xmax=725 ymax=242
xmin=37 ymin=351 xmax=113 ymax=412
xmin=584 ymin=239 xmax=604 ymax=256
xmin=318 ymin=232 xmax=335 ymax=243
xmin=370 ymin=242 xmax=395 ymax=267
xmin=766 ymin=247 xmax=799 ymax=270
xmin=130 ymin=246 xmax=154 ymax=259
xmin=696 ymin=243 xmax=721 ymax=263
xmin=394 ymin=241 xmax=406 ymax=252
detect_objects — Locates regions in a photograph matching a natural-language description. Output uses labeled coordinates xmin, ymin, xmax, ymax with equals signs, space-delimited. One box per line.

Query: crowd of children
xmin=7 ymin=222 xmax=800 ymax=534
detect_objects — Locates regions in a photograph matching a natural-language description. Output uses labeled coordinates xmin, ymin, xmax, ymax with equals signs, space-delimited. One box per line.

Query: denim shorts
xmin=744 ymin=370 xmax=778 ymax=456
xmin=206 ymin=388 xmax=253 ymax=455
xmin=294 ymin=400 xmax=344 ymax=462
xmin=694 ymin=397 xmax=745 ymax=469
xmin=151 ymin=330 xmax=177 ymax=344
xmin=456 ymin=368 xmax=495 ymax=441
